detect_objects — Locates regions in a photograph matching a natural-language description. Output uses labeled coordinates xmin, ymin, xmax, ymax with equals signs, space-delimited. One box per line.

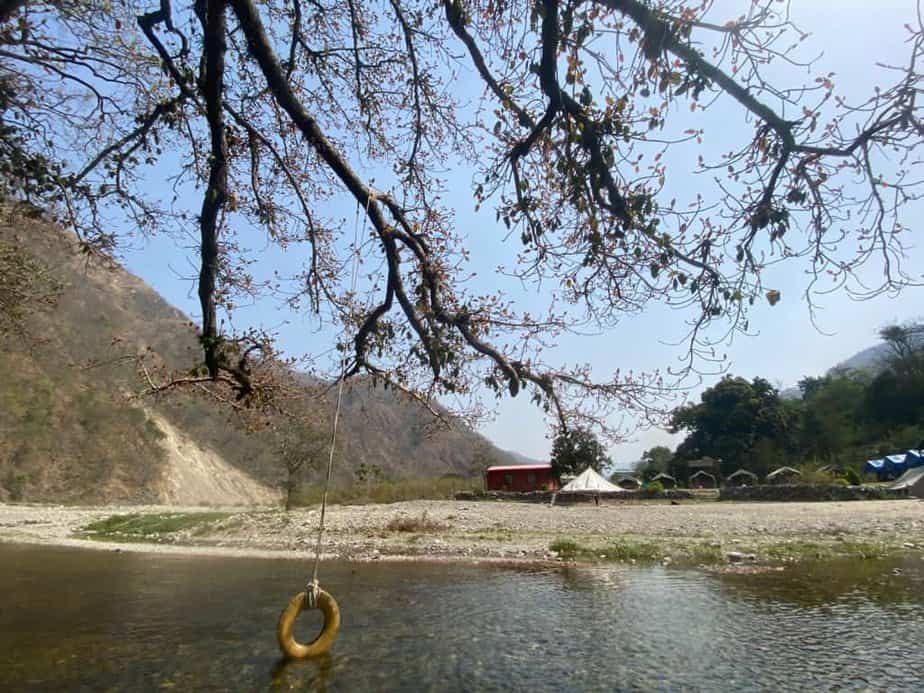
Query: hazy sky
xmin=118 ymin=0 xmax=923 ymax=468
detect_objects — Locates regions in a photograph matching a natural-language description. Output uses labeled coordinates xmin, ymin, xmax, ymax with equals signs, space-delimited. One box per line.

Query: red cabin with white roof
xmin=484 ymin=464 xmax=559 ymax=492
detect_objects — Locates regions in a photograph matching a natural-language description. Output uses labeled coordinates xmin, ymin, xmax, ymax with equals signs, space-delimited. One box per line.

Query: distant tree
xmin=799 ymin=376 xmax=865 ymax=462
xmin=278 ymin=418 xmax=328 ymax=511
xmin=354 ymin=463 xmax=385 ymax=485
xmin=470 ymin=440 xmax=502 ymax=474
xmin=0 ymin=206 xmax=61 ymax=343
xmin=670 ymin=376 xmax=794 ymax=476
xmin=636 ymin=445 xmax=673 ymax=481
xmin=550 ymin=427 xmax=611 ymax=480
xmin=865 ymin=323 xmax=924 ymax=432
xmin=797 ymin=377 xmax=827 ymax=399
xmin=879 ymin=323 xmax=924 ymax=368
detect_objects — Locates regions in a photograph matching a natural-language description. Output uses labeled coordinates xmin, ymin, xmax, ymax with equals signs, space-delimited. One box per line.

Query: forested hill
xmin=0 ymin=206 xmax=516 ymax=504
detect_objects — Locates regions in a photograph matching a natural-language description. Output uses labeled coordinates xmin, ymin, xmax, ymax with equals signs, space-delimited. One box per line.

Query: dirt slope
xmin=150 ymin=413 xmax=278 ymax=506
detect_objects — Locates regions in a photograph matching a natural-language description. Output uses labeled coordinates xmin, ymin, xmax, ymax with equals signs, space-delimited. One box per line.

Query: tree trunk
xmin=285 ymin=470 xmax=297 ymax=511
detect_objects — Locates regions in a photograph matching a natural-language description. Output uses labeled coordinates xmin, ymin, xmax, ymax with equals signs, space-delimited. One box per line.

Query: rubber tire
xmin=276 ymin=588 xmax=341 ymax=659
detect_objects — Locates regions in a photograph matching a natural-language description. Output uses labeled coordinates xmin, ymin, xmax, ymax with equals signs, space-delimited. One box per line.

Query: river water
xmin=1 ymin=544 xmax=922 ymax=691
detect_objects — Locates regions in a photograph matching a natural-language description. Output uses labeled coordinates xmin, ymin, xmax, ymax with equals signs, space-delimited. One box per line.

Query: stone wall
xmin=454 ymin=489 xmax=693 ymax=504
xmin=718 ymin=484 xmax=907 ymax=502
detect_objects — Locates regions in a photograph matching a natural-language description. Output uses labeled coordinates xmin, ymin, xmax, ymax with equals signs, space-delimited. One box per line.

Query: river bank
xmin=1 ymin=498 xmax=922 ymax=567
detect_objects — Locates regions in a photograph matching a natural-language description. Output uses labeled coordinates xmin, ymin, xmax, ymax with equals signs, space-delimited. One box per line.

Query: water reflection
xmin=1 ymin=544 xmax=922 ymax=691
xmin=713 ymin=556 xmax=924 ymax=607
xmin=270 ymin=654 xmax=334 ymax=691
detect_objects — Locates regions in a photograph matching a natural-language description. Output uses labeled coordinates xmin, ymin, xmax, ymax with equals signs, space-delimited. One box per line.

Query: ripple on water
xmin=0 ymin=546 xmax=922 ymax=691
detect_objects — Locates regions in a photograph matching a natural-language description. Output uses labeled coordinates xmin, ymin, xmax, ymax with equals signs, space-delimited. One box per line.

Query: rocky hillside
xmin=0 ymin=205 xmax=516 ymax=505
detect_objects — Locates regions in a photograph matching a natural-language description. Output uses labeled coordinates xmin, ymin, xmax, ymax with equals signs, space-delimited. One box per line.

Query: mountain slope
xmin=0 ymin=205 xmax=517 ymax=504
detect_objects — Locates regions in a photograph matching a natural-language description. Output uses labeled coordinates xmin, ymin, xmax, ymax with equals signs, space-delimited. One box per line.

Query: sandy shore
xmin=1 ymin=498 xmax=922 ymax=566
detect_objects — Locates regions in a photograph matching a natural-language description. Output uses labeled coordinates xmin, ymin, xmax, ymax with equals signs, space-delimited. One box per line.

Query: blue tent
xmin=883 ymin=454 xmax=908 ymax=478
xmin=864 ymin=459 xmax=885 ymax=478
xmin=904 ymin=450 xmax=924 ymax=469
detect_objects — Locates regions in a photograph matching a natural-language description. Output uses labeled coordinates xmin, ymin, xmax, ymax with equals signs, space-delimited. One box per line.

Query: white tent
xmin=890 ymin=467 xmax=924 ymax=498
xmin=559 ymin=467 xmax=624 ymax=493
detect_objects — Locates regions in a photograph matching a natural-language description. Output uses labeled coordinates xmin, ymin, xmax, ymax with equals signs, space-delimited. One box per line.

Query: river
xmin=1 ymin=544 xmax=922 ymax=691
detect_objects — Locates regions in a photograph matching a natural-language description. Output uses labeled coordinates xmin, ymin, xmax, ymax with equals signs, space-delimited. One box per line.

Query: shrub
xmin=549 ymin=539 xmax=580 ymax=560
xmin=646 ymin=480 xmax=664 ymax=493
xmin=832 ymin=477 xmax=850 ymax=487
xmin=384 ymin=511 xmax=446 ymax=533
xmin=293 ymin=476 xmax=481 ymax=506
xmin=844 ymin=468 xmax=862 ymax=486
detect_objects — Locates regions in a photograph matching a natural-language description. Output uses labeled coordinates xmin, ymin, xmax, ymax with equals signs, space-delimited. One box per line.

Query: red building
xmin=485 ymin=464 xmax=560 ymax=492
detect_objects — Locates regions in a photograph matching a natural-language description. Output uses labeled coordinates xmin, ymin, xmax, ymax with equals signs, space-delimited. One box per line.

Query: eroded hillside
xmin=0 ymin=205 xmax=516 ymax=504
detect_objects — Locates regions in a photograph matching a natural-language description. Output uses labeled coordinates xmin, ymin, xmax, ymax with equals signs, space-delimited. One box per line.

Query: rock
xmin=727 ymin=551 xmax=745 ymax=562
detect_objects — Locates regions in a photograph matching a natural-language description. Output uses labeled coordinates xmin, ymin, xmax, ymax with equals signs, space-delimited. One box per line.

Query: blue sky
xmin=118 ymin=0 xmax=923 ymax=467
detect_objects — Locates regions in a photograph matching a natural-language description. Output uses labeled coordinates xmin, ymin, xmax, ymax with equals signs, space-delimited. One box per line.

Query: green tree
xmin=550 ymin=428 xmax=611 ymax=480
xmin=799 ymin=376 xmax=865 ymax=463
xmin=670 ymin=377 xmax=794 ymax=476
xmin=636 ymin=445 xmax=673 ymax=481
xmin=864 ymin=323 xmax=924 ymax=433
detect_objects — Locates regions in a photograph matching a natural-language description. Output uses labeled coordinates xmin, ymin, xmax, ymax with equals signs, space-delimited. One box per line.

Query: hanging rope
xmin=308 ymin=192 xmax=368 ymax=598
xmin=278 ymin=193 xmax=370 ymax=659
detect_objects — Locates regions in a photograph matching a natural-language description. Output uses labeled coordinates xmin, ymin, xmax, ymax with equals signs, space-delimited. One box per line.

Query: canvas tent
xmin=890 ymin=467 xmax=924 ymax=498
xmin=560 ymin=467 xmax=624 ymax=493
xmin=883 ymin=454 xmax=908 ymax=478
xmin=689 ymin=470 xmax=717 ymax=489
xmin=903 ymin=450 xmax=924 ymax=469
xmin=766 ymin=466 xmax=801 ymax=484
xmin=614 ymin=475 xmax=642 ymax=490
xmin=727 ymin=469 xmax=758 ymax=487
xmin=864 ymin=458 xmax=886 ymax=479
xmin=650 ymin=472 xmax=677 ymax=488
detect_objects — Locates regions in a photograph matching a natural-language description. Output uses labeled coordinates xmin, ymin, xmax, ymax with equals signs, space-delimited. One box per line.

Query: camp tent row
xmin=864 ymin=450 xmax=924 ymax=480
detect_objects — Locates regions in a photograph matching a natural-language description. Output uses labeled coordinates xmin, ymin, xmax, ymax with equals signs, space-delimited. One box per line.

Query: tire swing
xmin=275 ymin=198 xmax=368 ymax=659
xmin=276 ymin=584 xmax=341 ymax=659
xmin=275 ymin=309 xmax=346 ymax=659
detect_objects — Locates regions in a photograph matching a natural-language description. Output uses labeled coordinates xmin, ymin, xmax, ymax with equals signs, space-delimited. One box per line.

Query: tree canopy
xmin=667 ymin=323 xmax=924 ymax=478
xmin=636 ymin=444 xmax=673 ymax=480
xmin=550 ymin=426 xmax=611 ymax=478
xmin=1 ymin=1 xmax=922 ymax=437
xmin=670 ymin=375 xmax=794 ymax=476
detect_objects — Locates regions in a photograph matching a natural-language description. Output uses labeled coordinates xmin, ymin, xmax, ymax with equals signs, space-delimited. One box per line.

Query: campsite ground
xmin=1 ymin=498 xmax=923 ymax=568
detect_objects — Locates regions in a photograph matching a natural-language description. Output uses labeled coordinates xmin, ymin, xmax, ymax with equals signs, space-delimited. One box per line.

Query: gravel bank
xmin=1 ymin=498 xmax=922 ymax=565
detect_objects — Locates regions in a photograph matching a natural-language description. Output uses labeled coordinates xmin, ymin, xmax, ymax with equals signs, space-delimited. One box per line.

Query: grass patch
xmin=683 ymin=543 xmax=726 ymax=565
xmin=385 ymin=511 xmax=446 ymax=533
xmin=292 ymin=476 xmax=481 ymax=506
xmin=762 ymin=540 xmax=891 ymax=562
xmin=550 ymin=538 xmax=662 ymax=564
xmin=549 ymin=539 xmax=581 ymax=560
xmin=551 ymin=538 xmax=726 ymax=566
xmin=834 ymin=541 xmax=890 ymax=560
xmin=80 ymin=512 xmax=231 ymax=542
